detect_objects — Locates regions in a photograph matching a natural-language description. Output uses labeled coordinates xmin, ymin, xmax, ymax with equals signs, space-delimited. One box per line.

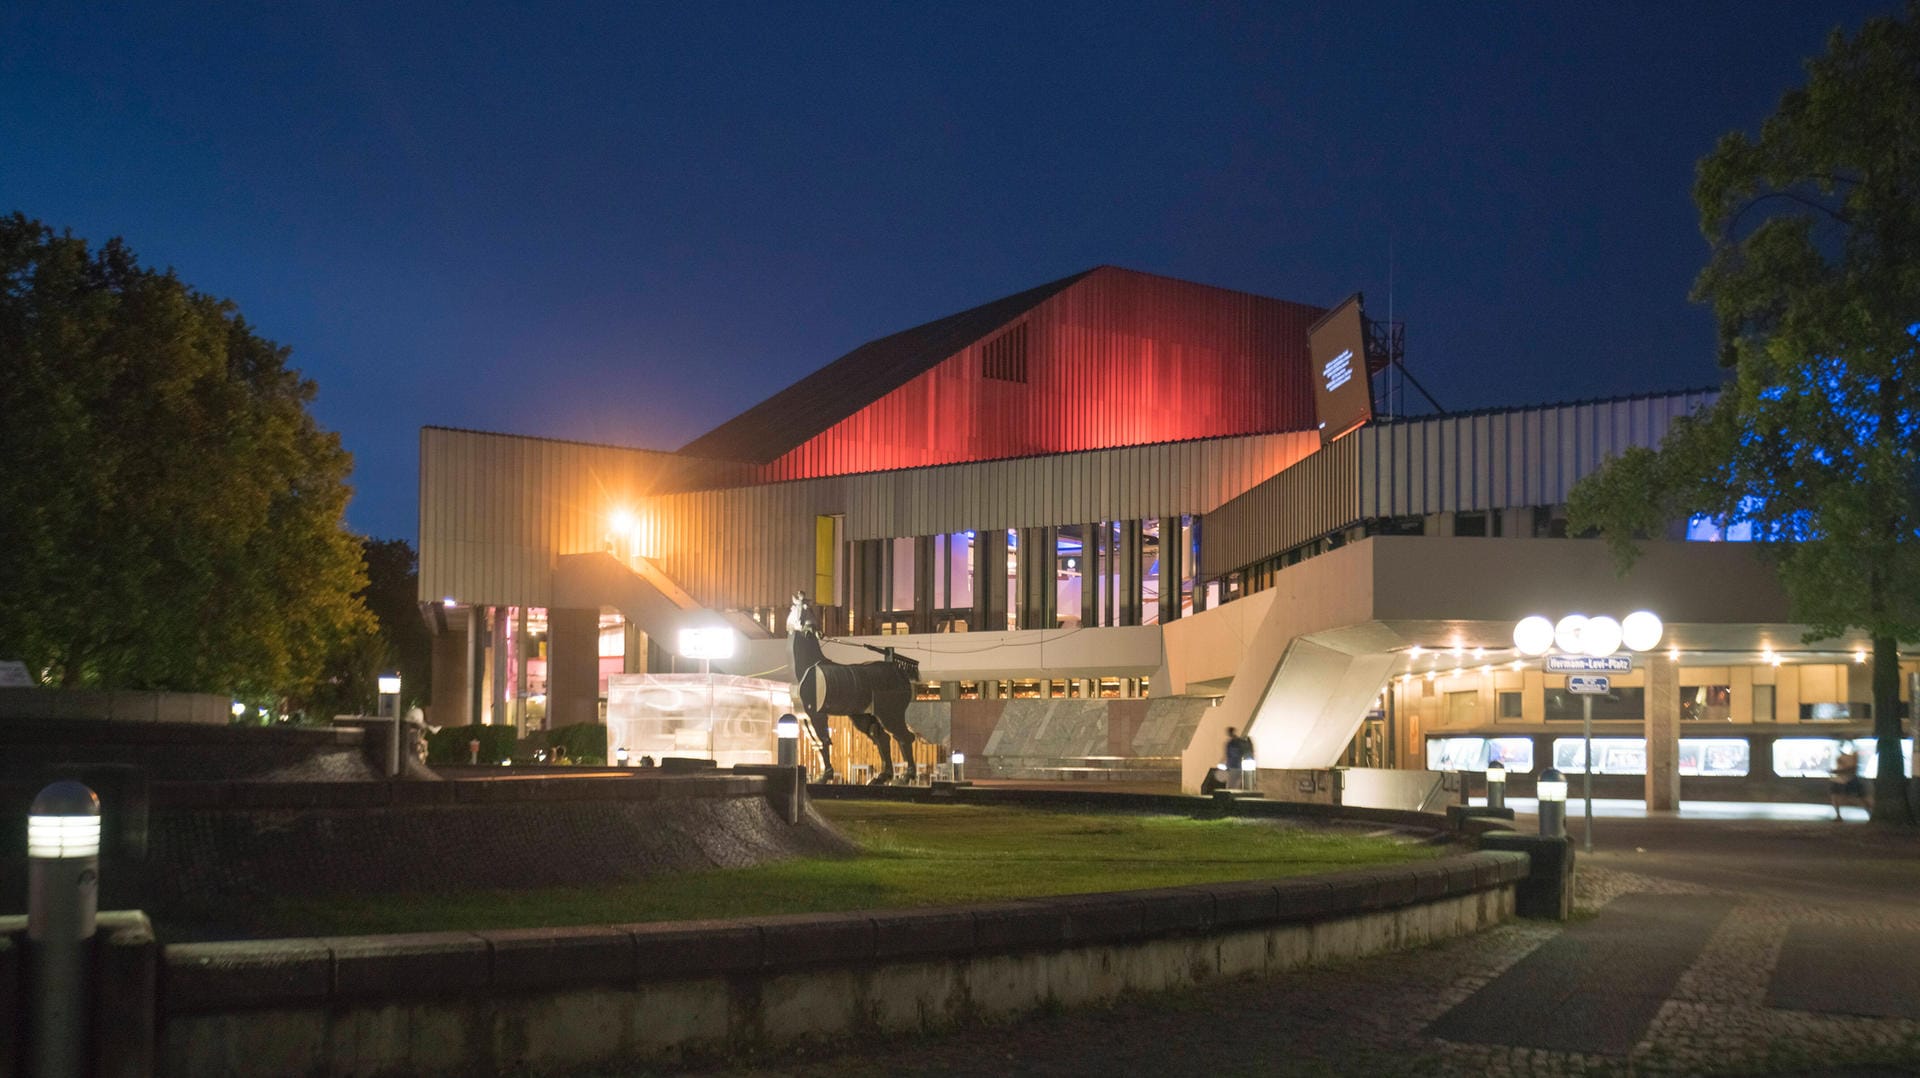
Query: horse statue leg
xmin=874 ymin=695 xmax=917 ymax=784
xmin=802 ymin=702 xmax=836 ymax=783
xmin=852 ymin=713 xmax=894 ymax=784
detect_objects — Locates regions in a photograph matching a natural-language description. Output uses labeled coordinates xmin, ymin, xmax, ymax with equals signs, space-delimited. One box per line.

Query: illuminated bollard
xmin=775 ymin=715 xmax=800 ymax=768
xmin=951 ymin=751 xmax=965 ymax=783
xmin=468 ymin=738 xmax=480 ymax=765
xmin=616 ymin=745 xmax=631 ymax=767
xmin=1240 ymin=756 xmax=1258 ymax=792
xmin=29 ymin=781 xmax=101 ymax=1078
xmin=1537 ymin=767 xmax=1568 ymax=838
xmin=1486 ymin=762 xmax=1507 ymax=812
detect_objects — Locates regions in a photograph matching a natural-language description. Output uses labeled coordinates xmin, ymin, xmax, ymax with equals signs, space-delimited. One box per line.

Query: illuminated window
xmin=1551 ymin=737 xmax=1647 ymax=775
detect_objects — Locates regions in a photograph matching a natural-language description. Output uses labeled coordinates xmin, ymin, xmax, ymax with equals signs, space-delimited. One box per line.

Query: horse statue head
xmin=787 ymin=591 xmax=817 ymax=636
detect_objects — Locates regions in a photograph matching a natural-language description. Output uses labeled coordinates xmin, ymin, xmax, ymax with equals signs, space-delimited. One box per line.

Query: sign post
xmin=1566 ymin=675 xmax=1613 ymax=853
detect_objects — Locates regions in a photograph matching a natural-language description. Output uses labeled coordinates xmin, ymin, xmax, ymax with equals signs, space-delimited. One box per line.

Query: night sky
xmin=1 ymin=3 xmax=1895 ymax=542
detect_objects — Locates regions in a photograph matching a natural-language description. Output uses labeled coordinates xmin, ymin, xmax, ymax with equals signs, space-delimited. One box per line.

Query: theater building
xmin=418 ymin=266 xmax=1914 ymax=803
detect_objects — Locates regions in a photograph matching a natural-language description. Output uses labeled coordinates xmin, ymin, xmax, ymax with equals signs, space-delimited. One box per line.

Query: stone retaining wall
xmin=0 ymin=773 xmax=843 ymax=925
xmin=147 ymin=850 xmax=1526 ymax=1076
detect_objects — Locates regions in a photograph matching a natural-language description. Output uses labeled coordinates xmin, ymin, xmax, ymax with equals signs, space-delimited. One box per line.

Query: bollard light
xmin=616 ymin=745 xmax=630 ymax=767
xmin=951 ymin=751 xmax=966 ymax=782
xmin=1239 ymin=757 xmax=1257 ymax=772
xmin=1486 ymin=762 xmax=1508 ymax=812
xmin=377 ymin=674 xmax=402 ymax=696
xmin=1536 ymin=767 xmax=1568 ymax=838
xmin=28 ymin=781 xmax=101 ymax=1078
xmin=776 ymin=714 xmax=800 ymax=768
xmin=230 ymin=700 xmax=245 ymax=719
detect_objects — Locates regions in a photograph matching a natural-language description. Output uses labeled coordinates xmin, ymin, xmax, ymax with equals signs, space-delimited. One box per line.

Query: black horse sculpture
xmin=786 ymin=592 xmax=921 ymax=784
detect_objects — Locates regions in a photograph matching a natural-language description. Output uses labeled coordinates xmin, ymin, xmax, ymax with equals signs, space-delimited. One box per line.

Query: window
xmin=1454 ymin=512 xmax=1488 ymax=537
xmin=1544 ymin=686 xmax=1645 ymax=721
xmin=1498 ymin=691 xmax=1523 ymax=719
xmin=1681 ymin=685 xmax=1731 ymax=723
xmin=982 ymin=323 xmax=1029 ymax=383
xmin=1678 ymin=738 xmax=1750 ymax=776
xmin=1772 ymin=738 xmax=1912 ymax=779
xmin=1800 ymin=702 xmax=1873 ymax=721
xmin=1426 ymin=736 xmax=1536 ymax=773
xmin=1552 ymin=737 xmax=1647 ymax=775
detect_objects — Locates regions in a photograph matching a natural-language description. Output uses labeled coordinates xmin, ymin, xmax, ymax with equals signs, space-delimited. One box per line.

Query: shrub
xmin=547 ymin=722 xmax=608 ymax=764
xmin=426 ymin=724 xmax=520 ymax=765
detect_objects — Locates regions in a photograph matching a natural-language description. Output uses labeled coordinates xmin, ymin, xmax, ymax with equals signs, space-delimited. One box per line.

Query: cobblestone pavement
xmin=655 ymin=818 xmax=1920 ymax=1078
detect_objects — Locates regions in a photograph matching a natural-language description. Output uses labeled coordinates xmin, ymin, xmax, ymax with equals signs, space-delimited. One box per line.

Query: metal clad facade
xmin=1198 ymin=435 xmax=1362 ymax=577
xmin=757 ymin=268 xmax=1321 ymax=481
xmin=420 ymin=427 xmax=1318 ymax=612
xmin=1201 ymin=391 xmax=1717 ymax=578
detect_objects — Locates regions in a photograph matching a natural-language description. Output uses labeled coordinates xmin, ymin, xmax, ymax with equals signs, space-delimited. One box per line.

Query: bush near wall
xmin=544 ymin=722 xmax=607 ymax=765
xmin=426 ymin=724 xmax=520 ymax=765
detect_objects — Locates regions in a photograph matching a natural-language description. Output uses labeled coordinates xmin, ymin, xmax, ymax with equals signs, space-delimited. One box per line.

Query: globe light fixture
xmin=1513 ymin=616 xmax=1555 ymax=657
xmin=1621 ymin=611 xmax=1664 ymax=652
xmin=1553 ymin=614 xmax=1588 ymax=655
xmin=1582 ymin=615 xmax=1623 ymax=658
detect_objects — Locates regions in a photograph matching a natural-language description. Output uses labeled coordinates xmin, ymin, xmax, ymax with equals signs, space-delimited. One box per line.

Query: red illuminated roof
xmin=679 ymin=270 xmax=1094 ymax=464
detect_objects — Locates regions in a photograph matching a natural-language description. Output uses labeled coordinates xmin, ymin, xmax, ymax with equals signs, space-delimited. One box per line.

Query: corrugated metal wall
xmin=1199 ymin=391 xmax=1717 ymax=577
xmin=421 ymin=426 xmax=1319 ymax=612
xmin=759 ymin=267 xmax=1322 ymax=481
xmin=1199 ymin=436 xmax=1362 ymax=576
xmin=1355 ymin=391 xmax=1716 ymax=517
xmin=419 ymin=427 xmax=727 ymax=609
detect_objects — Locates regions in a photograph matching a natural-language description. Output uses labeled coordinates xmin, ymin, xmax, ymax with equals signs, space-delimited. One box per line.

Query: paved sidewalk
xmin=651 ymin=814 xmax=1920 ymax=1078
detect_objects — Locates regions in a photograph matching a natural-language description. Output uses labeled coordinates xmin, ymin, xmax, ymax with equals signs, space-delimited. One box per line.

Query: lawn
xmin=261 ymin=801 xmax=1443 ymax=937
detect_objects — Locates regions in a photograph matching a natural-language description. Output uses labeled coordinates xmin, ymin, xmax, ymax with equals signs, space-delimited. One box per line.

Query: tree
xmin=304 ymin=539 xmax=433 ymax=719
xmin=1568 ymin=5 xmax=1920 ymax=823
xmin=0 ymin=214 xmax=373 ymax=702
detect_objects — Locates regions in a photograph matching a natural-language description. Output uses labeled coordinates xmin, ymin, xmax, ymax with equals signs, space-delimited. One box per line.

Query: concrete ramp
xmin=1249 ymin=640 xmax=1397 ymax=767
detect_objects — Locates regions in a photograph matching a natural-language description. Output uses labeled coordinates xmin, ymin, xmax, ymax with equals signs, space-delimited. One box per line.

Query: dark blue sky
xmin=1 ymin=3 xmax=1894 ymax=542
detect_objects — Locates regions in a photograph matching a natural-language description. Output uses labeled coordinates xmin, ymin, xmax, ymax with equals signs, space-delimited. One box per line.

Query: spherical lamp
xmin=1621 ymin=611 xmax=1664 ymax=652
xmin=1513 ymin=616 xmax=1555 ymax=657
xmin=1582 ymin=615 xmax=1623 ymax=658
xmin=1553 ymin=614 xmax=1589 ymax=655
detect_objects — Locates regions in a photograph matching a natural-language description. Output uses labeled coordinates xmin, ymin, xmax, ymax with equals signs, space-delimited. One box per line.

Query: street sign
xmin=1568 ymin=675 xmax=1611 ymax=695
xmin=1545 ymin=655 xmax=1633 ymax=674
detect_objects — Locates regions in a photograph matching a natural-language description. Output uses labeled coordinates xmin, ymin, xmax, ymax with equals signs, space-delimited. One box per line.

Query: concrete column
xmin=1156 ymin=516 xmax=1181 ymax=623
xmin=514 ymin=607 xmax=531 ymax=727
xmin=429 ymin=616 xmax=466 ymax=728
xmin=465 ymin=607 xmax=483 ymax=726
xmin=489 ymin=606 xmax=508 ymax=726
xmin=1081 ymin=522 xmax=1100 ymax=628
xmin=549 ymin=607 xmax=601 ymax=729
xmin=1645 ymin=655 xmax=1681 ymax=811
xmin=913 ymin=535 xmax=936 ymax=634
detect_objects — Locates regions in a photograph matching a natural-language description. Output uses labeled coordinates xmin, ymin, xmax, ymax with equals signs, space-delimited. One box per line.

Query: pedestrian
xmin=1224 ymin=726 xmax=1246 ymax=789
xmin=1830 ymin=740 xmax=1872 ymax=820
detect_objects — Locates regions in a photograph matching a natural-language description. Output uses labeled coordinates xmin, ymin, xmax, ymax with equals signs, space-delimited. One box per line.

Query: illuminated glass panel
xmin=1552 ymin=737 xmax=1648 ymax=775
xmin=1678 ymin=738 xmax=1750 ymax=776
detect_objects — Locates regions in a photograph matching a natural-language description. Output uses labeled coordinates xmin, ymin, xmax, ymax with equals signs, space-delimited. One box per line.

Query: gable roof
xmin=678 ymin=268 xmax=1096 ymax=464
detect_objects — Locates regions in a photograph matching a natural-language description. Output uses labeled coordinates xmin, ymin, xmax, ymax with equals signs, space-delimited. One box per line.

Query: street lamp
xmin=776 ymin=715 xmax=800 ymax=768
xmin=1485 ymin=761 xmax=1507 ymax=812
xmin=678 ymin=626 xmax=738 ymax=764
xmin=1514 ymin=610 xmax=1662 ymax=852
xmin=378 ymin=673 xmax=403 ymax=778
xmin=28 ymin=781 xmax=100 ymax=1078
xmin=1536 ymin=767 xmax=1568 ymax=837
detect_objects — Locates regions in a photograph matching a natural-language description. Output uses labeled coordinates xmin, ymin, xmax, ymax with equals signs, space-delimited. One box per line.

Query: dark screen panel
xmin=1308 ymin=294 xmax=1374 ymax=444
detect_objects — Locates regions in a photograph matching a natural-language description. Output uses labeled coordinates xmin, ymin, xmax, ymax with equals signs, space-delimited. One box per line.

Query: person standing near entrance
xmin=1224 ymin=726 xmax=1252 ymax=790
